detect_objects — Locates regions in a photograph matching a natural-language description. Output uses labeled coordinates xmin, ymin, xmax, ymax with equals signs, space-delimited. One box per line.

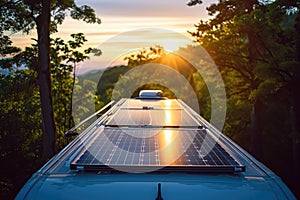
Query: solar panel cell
xmin=71 ymin=127 xmax=245 ymax=173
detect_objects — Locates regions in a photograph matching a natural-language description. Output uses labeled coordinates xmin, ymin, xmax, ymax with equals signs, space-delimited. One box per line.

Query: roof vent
xmin=138 ymin=90 xmax=164 ymax=99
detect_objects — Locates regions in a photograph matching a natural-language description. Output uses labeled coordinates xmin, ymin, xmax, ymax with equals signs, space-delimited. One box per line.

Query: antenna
xmin=155 ymin=183 xmax=163 ymax=200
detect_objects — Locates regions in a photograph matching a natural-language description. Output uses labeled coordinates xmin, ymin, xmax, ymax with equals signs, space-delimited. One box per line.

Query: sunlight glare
xmin=164 ymin=99 xmax=173 ymax=107
xmin=161 ymin=38 xmax=187 ymax=52
xmin=165 ymin=110 xmax=172 ymax=125
xmin=158 ymin=129 xmax=179 ymax=165
xmin=163 ymin=129 xmax=174 ymax=146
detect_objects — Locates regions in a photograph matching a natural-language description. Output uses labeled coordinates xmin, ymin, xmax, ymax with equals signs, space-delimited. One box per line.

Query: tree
xmin=187 ymin=0 xmax=300 ymax=196
xmin=1 ymin=0 xmax=101 ymax=160
xmin=283 ymin=0 xmax=300 ymax=194
xmin=188 ymin=0 xmax=265 ymax=157
xmin=124 ymin=45 xmax=166 ymax=67
xmin=0 ymin=33 xmax=21 ymax=57
xmin=50 ymin=33 xmax=101 ymax=149
xmin=115 ymin=45 xmax=210 ymax=115
xmin=0 ymin=33 xmax=99 ymax=199
xmin=0 ymin=38 xmax=42 ymax=199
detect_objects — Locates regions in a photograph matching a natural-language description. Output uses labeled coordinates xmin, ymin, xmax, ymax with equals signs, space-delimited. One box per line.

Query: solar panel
xmin=70 ymin=99 xmax=245 ymax=173
xmin=70 ymin=127 xmax=245 ymax=173
xmin=106 ymin=109 xmax=201 ymax=128
xmin=106 ymin=99 xmax=202 ymax=128
xmin=121 ymin=99 xmax=182 ymax=110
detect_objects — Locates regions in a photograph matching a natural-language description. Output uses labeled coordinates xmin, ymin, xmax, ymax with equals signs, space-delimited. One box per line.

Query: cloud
xmin=10 ymin=0 xmax=216 ymax=73
xmin=76 ymin=27 xmax=195 ymax=74
xmin=77 ymin=0 xmax=210 ymax=19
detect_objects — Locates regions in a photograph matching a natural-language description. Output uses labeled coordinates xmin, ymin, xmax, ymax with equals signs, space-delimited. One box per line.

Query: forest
xmin=1 ymin=0 xmax=300 ymax=199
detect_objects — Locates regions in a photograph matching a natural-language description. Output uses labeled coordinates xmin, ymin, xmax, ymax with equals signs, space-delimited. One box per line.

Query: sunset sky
xmin=10 ymin=0 xmax=216 ymax=74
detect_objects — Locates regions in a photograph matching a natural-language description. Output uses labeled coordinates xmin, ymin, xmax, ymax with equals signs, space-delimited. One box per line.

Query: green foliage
xmin=90 ymin=46 xmax=169 ymax=106
xmin=1 ymin=0 xmax=102 ymax=164
xmin=105 ymin=45 xmax=211 ymax=117
xmin=95 ymin=65 xmax=130 ymax=103
xmin=187 ymin=0 xmax=203 ymax=6
xmin=72 ymin=79 xmax=99 ymax=128
xmin=0 ymin=65 xmax=41 ymax=199
xmin=1 ymin=0 xmax=299 ymax=198
xmin=124 ymin=45 xmax=166 ymax=67
xmin=0 ymin=0 xmax=101 ymax=33
xmin=70 ymin=5 xmax=101 ymax=24
xmin=1 ymin=0 xmax=102 ymax=198
xmin=0 ymin=33 xmax=21 ymax=57
xmin=0 ymin=33 xmax=100 ymax=199
xmin=189 ymin=0 xmax=299 ymax=195
xmin=50 ymin=33 xmax=101 ymax=149
xmin=189 ymin=0 xmax=297 ymax=133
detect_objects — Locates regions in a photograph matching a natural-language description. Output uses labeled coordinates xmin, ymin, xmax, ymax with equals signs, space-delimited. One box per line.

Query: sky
xmin=10 ymin=0 xmax=216 ymax=74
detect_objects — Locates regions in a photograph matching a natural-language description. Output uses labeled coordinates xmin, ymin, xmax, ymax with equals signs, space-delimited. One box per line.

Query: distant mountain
xmin=77 ymin=65 xmax=130 ymax=101
xmin=78 ymin=69 xmax=104 ymax=83
xmin=77 ymin=52 xmax=198 ymax=101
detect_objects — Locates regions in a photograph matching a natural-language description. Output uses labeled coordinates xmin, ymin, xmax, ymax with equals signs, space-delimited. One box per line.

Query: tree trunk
xmin=250 ymin=98 xmax=263 ymax=159
xmin=290 ymin=7 xmax=300 ymax=197
xmin=245 ymin=1 xmax=263 ymax=160
xmin=248 ymin=29 xmax=263 ymax=159
xmin=37 ymin=0 xmax=56 ymax=161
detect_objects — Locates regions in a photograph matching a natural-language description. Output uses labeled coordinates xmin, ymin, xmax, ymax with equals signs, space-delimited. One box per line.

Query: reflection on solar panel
xmin=106 ymin=99 xmax=202 ymax=128
xmin=70 ymin=129 xmax=245 ymax=173
xmin=107 ymin=109 xmax=202 ymax=128
xmin=121 ymin=99 xmax=182 ymax=109
xmin=70 ymin=99 xmax=245 ymax=173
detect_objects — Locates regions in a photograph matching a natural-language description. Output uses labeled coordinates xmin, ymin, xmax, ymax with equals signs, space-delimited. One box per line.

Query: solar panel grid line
xmin=138 ymin=139 xmax=145 ymax=165
xmin=71 ymin=128 xmax=246 ymax=173
xmin=147 ymin=136 xmax=152 ymax=164
xmin=201 ymin=135 xmax=219 ymax=166
xmin=111 ymin=147 xmax=123 ymax=165
xmin=70 ymin=127 xmax=104 ymax=167
xmin=92 ymin=131 xmax=109 ymax=164
xmin=115 ymin=132 xmax=128 ymax=165
xmin=172 ymin=135 xmax=186 ymax=165
xmin=102 ymin=130 xmax=119 ymax=165
xmin=103 ymin=132 xmax=113 ymax=164
xmin=188 ymin=130 xmax=205 ymax=164
xmin=179 ymin=103 xmax=204 ymax=128
xmin=179 ymin=100 xmax=244 ymax=167
xmin=123 ymin=132 xmax=132 ymax=165
xmin=188 ymin=133 xmax=205 ymax=165
xmin=199 ymin=130 xmax=219 ymax=165
xmin=196 ymin=132 xmax=209 ymax=165
xmin=191 ymin=131 xmax=207 ymax=165
xmin=211 ymin=140 xmax=236 ymax=165
xmin=69 ymin=98 xmax=245 ymax=172
xmin=181 ymin=132 xmax=194 ymax=165
xmin=88 ymin=140 xmax=98 ymax=164
xmin=131 ymin=134 xmax=139 ymax=164
xmin=109 ymin=131 xmax=126 ymax=165
xmin=203 ymin=139 xmax=224 ymax=166
xmin=204 ymin=129 xmax=242 ymax=166
xmin=213 ymin=144 xmax=234 ymax=166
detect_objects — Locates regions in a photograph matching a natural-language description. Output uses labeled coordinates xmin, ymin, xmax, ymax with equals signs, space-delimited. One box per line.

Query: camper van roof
xmin=16 ymin=96 xmax=296 ymax=199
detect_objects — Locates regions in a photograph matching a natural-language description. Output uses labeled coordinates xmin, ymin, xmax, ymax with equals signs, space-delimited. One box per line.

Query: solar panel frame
xmin=70 ymin=127 xmax=245 ymax=173
xmin=70 ymin=98 xmax=245 ymax=173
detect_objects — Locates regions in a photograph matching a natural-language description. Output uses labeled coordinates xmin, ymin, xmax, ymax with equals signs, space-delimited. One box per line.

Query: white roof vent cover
xmin=139 ymin=90 xmax=163 ymax=99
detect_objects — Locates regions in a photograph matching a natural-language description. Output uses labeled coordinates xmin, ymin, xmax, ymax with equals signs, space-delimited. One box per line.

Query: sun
xmin=160 ymin=38 xmax=188 ymax=52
